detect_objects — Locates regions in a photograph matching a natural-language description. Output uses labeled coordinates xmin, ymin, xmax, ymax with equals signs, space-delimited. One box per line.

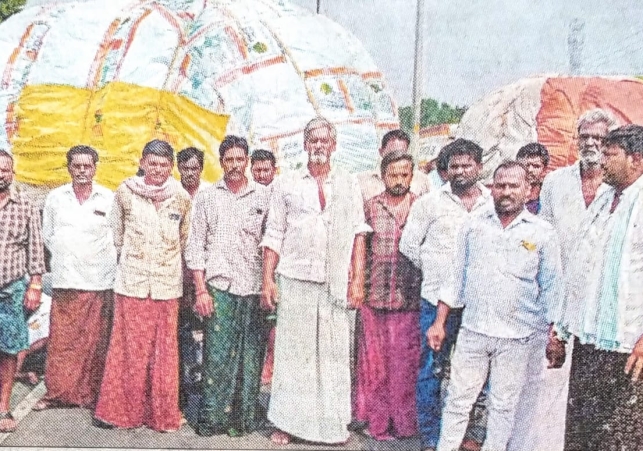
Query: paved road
xmin=1 ymin=380 xmax=421 ymax=450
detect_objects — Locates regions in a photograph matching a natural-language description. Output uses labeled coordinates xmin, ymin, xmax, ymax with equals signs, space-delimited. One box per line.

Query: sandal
xmin=0 ymin=411 xmax=16 ymax=433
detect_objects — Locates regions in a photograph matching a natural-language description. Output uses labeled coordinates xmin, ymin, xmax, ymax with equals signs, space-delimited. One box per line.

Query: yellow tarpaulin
xmin=11 ymin=82 xmax=229 ymax=189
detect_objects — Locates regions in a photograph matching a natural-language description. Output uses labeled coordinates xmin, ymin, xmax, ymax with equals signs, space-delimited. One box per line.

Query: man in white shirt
xmin=556 ymin=124 xmax=643 ymax=451
xmin=358 ymin=129 xmax=431 ymax=202
xmin=34 ymin=145 xmax=116 ymax=411
xmin=508 ymin=108 xmax=619 ymax=451
xmin=261 ymin=117 xmax=371 ymax=446
xmin=400 ymin=139 xmax=492 ymax=451
xmin=431 ymin=161 xmax=564 ymax=451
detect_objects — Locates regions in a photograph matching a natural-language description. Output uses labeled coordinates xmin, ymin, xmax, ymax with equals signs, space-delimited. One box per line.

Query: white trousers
xmin=507 ymin=339 xmax=572 ymax=451
xmin=437 ymin=328 xmax=547 ymax=451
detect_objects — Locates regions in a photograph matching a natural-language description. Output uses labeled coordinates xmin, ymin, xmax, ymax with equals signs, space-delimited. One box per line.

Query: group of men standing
xmin=0 ymin=109 xmax=643 ymax=451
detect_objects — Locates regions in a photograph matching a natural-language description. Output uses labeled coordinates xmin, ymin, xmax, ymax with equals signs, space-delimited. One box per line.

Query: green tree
xmin=399 ymin=98 xmax=467 ymax=134
xmin=0 ymin=0 xmax=26 ymax=23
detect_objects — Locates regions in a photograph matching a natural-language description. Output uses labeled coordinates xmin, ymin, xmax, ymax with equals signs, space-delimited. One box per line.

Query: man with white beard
xmin=261 ymin=117 xmax=370 ymax=446
xmin=508 ymin=108 xmax=619 ymax=451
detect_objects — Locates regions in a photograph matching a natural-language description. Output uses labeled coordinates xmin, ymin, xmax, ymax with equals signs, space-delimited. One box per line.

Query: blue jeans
xmin=417 ymin=301 xmax=487 ymax=448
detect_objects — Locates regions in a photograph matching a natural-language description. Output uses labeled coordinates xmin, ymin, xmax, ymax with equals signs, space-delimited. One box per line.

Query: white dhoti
xmin=508 ymin=340 xmax=572 ymax=451
xmin=268 ymin=276 xmax=351 ymax=444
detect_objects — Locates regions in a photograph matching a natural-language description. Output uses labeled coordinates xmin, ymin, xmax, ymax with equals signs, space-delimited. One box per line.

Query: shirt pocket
xmin=242 ymin=205 xmax=266 ymax=239
xmin=160 ymin=210 xmax=182 ymax=244
xmin=504 ymin=240 xmax=539 ymax=280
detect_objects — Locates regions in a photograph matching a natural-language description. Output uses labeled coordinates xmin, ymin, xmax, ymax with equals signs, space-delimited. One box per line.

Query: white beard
xmin=580 ymin=149 xmax=601 ymax=166
xmin=310 ymin=153 xmax=328 ymax=165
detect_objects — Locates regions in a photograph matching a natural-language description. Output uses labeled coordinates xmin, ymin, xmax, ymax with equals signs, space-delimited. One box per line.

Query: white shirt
xmin=540 ymin=162 xmax=609 ymax=273
xmin=43 ymin=183 xmax=117 ymax=290
xmin=560 ymin=174 xmax=643 ymax=353
xmin=399 ymin=182 xmax=492 ymax=305
xmin=261 ymin=167 xmax=371 ymax=286
xmin=450 ymin=209 xmax=563 ymax=339
xmin=357 ymin=168 xmax=431 ymax=202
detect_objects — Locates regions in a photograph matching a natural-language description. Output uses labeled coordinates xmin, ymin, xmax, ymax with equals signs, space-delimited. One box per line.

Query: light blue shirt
xmin=449 ymin=208 xmax=563 ymax=339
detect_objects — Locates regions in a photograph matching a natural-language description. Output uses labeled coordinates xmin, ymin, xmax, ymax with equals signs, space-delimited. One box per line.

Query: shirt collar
xmin=441 ymin=181 xmax=492 ymax=202
xmin=484 ymin=206 xmax=535 ymax=229
xmin=301 ymin=165 xmax=336 ymax=180
xmin=62 ymin=182 xmax=102 ymax=200
xmin=7 ymin=185 xmax=20 ymax=203
xmin=215 ymin=178 xmax=257 ymax=195
xmin=620 ymin=172 xmax=643 ymax=198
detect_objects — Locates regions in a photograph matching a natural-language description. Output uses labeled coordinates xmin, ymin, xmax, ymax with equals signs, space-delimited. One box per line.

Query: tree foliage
xmin=0 ymin=0 xmax=26 ymax=23
xmin=399 ymin=98 xmax=467 ymax=133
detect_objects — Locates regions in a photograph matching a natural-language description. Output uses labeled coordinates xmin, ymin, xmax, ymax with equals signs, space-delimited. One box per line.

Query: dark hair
xmin=493 ymin=160 xmax=528 ymax=180
xmin=66 ymin=145 xmax=99 ymax=166
xmin=219 ymin=135 xmax=249 ymax=159
xmin=442 ymin=138 xmax=483 ymax=165
xmin=142 ymin=139 xmax=174 ymax=162
xmin=251 ymin=149 xmax=276 ymax=167
xmin=516 ymin=142 xmax=550 ymax=167
xmin=177 ymin=147 xmax=204 ymax=168
xmin=436 ymin=145 xmax=451 ymax=172
xmin=381 ymin=129 xmax=411 ymax=150
xmin=603 ymin=124 xmax=643 ymax=155
xmin=381 ymin=150 xmax=414 ymax=176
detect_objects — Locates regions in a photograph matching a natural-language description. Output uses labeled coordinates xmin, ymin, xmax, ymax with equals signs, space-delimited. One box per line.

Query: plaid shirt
xmin=0 ymin=186 xmax=46 ymax=287
xmin=365 ymin=192 xmax=421 ymax=310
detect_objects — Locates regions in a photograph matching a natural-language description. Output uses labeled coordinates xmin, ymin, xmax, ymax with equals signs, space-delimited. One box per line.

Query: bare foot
xmin=0 ymin=412 xmax=16 ymax=433
xmin=460 ymin=438 xmax=482 ymax=451
xmin=270 ymin=430 xmax=291 ymax=445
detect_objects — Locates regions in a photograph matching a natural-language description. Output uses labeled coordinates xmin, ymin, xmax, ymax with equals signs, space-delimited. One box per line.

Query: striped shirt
xmin=364 ymin=192 xmax=421 ymax=310
xmin=0 ymin=186 xmax=46 ymax=287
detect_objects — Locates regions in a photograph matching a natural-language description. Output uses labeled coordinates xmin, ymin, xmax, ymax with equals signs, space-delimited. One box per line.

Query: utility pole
xmin=410 ymin=0 xmax=425 ymax=160
xmin=316 ymin=0 xmax=321 ymax=14
xmin=568 ymin=18 xmax=585 ymax=75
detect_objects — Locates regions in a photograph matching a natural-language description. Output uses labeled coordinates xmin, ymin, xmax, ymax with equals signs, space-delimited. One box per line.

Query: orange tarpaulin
xmin=537 ymin=77 xmax=643 ymax=171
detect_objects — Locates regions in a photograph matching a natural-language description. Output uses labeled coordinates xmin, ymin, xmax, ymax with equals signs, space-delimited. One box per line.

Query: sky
xmin=292 ymin=0 xmax=643 ymax=106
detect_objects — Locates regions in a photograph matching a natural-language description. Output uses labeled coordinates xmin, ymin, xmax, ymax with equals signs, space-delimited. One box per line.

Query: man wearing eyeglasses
xmin=508 ymin=109 xmax=620 ymax=451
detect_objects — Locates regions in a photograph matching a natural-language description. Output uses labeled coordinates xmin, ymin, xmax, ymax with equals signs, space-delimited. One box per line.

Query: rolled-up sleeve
xmin=27 ymin=203 xmax=46 ymax=276
xmin=260 ymin=178 xmax=287 ymax=254
xmin=184 ymin=192 xmax=207 ymax=270
xmin=538 ymin=227 xmax=564 ymax=324
xmin=399 ymin=196 xmax=431 ymax=269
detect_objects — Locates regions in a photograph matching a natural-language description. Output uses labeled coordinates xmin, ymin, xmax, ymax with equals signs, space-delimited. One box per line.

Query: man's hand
xmin=427 ymin=322 xmax=446 ymax=352
xmin=23 ymin=287 xmax=42 ymax=311
xmin=194 ymin=291 xmax=214 ymax=317
xmin=625 ymin=335 xmax=643 ymax=382
xmin=347 ymin=278 xmax=364 ymax=309
xmin=261 ymin=279 xmax=278 ymax=312
xmin=546 ymin=336 xmax=566 ymax=369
